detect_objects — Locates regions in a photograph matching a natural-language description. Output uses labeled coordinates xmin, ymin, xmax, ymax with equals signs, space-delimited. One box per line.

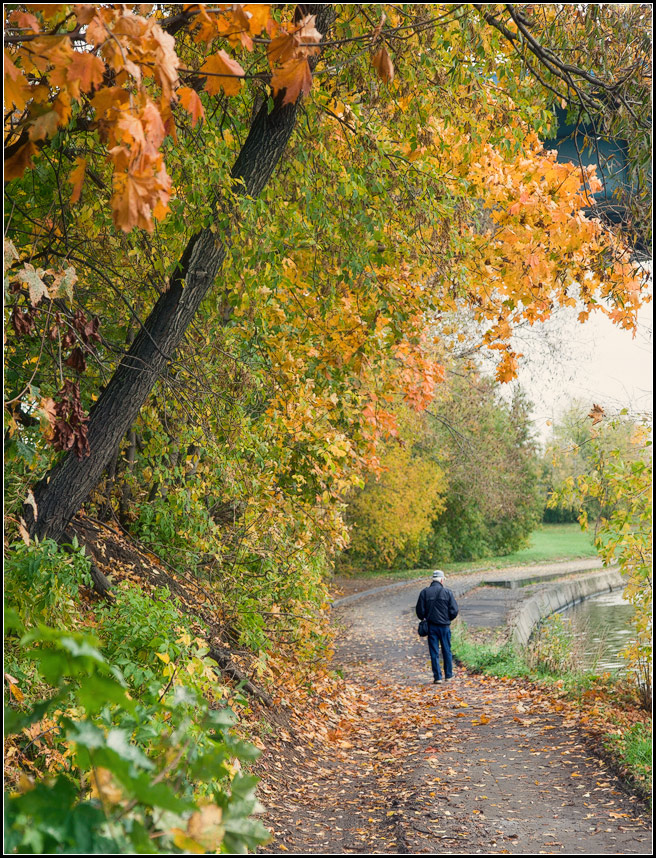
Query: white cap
xmin=432 ymin=569 xmax=445 ymax=580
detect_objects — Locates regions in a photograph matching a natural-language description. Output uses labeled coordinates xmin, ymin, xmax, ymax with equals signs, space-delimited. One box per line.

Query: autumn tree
xmin=342 ymin=407 xmax=448 ymax=570
xmin=341 ymin=364 xmax=542 ymax=571
xmin=423 ymin=373 xmax=542 ymax=563
xmin=548 ymin=411 xmax=652 ymax=706
xmin=4 ymin=3 xmax=651 ymax=560
xmin=541 ymin=401 xmax=647 ymax=527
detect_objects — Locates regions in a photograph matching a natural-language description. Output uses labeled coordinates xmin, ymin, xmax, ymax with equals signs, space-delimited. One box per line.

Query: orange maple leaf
xmin=66 ymin=51 xmax=105 ymax=97
xmin=200 ymin=50 xmax=245 ymax=96
xmin=244 ymin=4 xmax=274 ymax=36
xmin=588 ymin=403 xmax=605 ymax=425
xmin=178 ymin=86 xmax=205 ymax=126
xmin=4 ymin=50 xmax=30 ymax=112
xmin=271 ymin=57 xmax=313 ymax=106
xmin=68 ymin=157 xmax=86 ymax=203
xmin=28 ymin=109 xmax=60 ymax=141
xmin=4 ymin=141 xmax=37 ymax=181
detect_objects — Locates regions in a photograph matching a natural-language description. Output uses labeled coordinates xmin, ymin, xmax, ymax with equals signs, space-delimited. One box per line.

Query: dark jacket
xmin=416 ymin=581 xmax=459 ymax=625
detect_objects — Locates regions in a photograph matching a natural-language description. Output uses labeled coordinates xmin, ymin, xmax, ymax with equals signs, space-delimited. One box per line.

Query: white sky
xmin=506 ymin=296 xmax=653 ymax=446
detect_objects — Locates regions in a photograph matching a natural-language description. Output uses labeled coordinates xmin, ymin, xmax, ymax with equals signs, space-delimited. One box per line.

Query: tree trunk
xmin=24 ymin=5 xmax=334 ymax=542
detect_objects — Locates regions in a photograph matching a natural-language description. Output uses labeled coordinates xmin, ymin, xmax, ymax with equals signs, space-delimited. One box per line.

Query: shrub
xmin=4 ymin=611 xmax=270 ymax=854
xmin=4 ymin=538 xmax=92 ymax=629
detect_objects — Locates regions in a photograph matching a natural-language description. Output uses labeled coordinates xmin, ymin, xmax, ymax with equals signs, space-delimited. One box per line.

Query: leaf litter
xmin=254 ymin=585 xmax=651 ymax=854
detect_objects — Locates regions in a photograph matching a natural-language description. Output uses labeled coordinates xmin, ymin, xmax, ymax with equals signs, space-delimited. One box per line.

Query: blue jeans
xmin=427 ymin=623 xmax=453 ymax=680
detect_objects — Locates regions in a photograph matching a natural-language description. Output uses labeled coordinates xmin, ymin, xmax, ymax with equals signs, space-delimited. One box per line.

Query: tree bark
xmin=24 ymin=4 xmax=334 ymax=542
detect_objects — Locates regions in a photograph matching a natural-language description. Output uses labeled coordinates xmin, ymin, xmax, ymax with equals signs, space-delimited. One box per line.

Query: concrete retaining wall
xmin=509 ymin=568 xmax=624 ymax=646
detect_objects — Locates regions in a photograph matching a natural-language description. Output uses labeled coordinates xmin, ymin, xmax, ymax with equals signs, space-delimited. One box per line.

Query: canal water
xmin=559 ymin=588 xmax=635 ymax=674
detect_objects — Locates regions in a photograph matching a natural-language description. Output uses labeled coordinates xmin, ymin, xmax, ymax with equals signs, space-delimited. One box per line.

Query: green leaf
xmin=76 ymin=674 xmax=135 ymax=715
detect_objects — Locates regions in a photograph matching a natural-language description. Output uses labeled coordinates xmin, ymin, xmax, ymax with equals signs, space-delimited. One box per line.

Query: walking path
xmin=332 ymin=557 xmax=606 ymax=606
xmin=258 ymin=561 xmax=651 ymax=854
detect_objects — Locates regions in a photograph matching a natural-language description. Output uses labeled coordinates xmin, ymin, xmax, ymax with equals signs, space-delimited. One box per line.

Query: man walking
xmin=416 ymin=569 xmax=459 ymax=684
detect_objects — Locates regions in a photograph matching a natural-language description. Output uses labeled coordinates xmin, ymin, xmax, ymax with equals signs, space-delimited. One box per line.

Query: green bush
xmin=5 ymin=538 xmax=92 ymax=629
xmin=4 ymin=610 xmax=270 ymax=854
xmin=95 ymin=582 xmax=202 ymax=696
xmin=133 ymin=488 xmax=217 ymax=579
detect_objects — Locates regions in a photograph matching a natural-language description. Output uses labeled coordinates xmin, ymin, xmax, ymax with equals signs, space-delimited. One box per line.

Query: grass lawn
xmin=345 ymin=523 xmax=598 ymax=581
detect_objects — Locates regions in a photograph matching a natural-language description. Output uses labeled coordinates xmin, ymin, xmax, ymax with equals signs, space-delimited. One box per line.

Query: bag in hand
xmin=418 ymin=619 xmax=429 ymax=637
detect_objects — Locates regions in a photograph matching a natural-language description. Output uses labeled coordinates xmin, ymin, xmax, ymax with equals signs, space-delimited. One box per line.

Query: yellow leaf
xmin=187 ymin=804 xmax=225 ymax=851
xmin=9 ymin=683 xmax=24 ymax=702
xmin=155 ymin=651 xmax=170 ymax=664
xmin=89 ymin=767 xmax=123 ymax=805
xmin=171 ymin=829 xmax=205 ymax=854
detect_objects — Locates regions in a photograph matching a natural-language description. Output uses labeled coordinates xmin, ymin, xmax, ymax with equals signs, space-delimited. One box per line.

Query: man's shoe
xmin=433 ymin=678 xmax=443 ymax=684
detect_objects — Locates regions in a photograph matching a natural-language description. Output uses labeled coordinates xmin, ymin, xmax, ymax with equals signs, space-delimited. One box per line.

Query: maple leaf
xmin=8 ymin=9 xmax=41 ymax=32
xmin=178 ymin=86 xmax=205 ymax=126
xmin=71 ymin=4 xmax=98 ymax=26
xmin=65 ymin=346 xmax=88 ymax=373
xmin=216 ymin=6 xmax=254 ymax=50
xmin=115 ymin=110 xmax=146 ymax=148
xmin=66 ymin=51 xmax=105 ymax=97
xmin=111 ymin=159 xmax=171 ymax=232
xmin=4 ymin=237 xmax=19 ymax=274
xmin=27 ymin=108 xmax=61 ymax=142
xmin=186 ymin=804 xmax=224 ymax=851
xmin=495 ymin=350 xmax=520 ymax=383
xmin=200 ymin=51 xmax=245 ymax=97
xmin=4 ymin=141 xmax=37 ymax=181
xmin=141 ymin=100 xmax=167 ymax=149
xmin=17 ymin=263 xmax=49 ymax=305
xmin=90 ymin=86 xmax=130 ymax=119
xmin=149 ymin=23 xmax=180 ymax=100
xmin=271 ymin=58 xmax=313 ymax=106
xmin=4 ymin=50 xmax=30 ymax=112
xmin=27 ymin=34 xmax=74 ymax=75
xmin=588 ymin=403 xmax=605 ymax=425
xmin=295 ymin=15 xmax=322 ymax=49
xmin=68 ymin=157 xmax=86 ymax=204
xmin=36 ymin=396 xmax=58 ymax=441
xmin=244 ymin=4 xmax=274 ymax=36
xmin=267 ymin=15 xmax=321 ymax=70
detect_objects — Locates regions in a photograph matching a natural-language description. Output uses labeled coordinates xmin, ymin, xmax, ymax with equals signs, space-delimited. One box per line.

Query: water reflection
xmin=560 ymin=588 xmax=635 ymax=674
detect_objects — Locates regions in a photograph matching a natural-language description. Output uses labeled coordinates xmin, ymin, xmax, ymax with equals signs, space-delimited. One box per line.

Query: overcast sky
xmin=504 ymin=289 xmax=653 ymax=446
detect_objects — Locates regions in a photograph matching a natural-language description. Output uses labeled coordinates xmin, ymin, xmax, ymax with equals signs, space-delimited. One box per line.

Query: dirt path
xmin=257 ymin=575 xmax=651 ymax=854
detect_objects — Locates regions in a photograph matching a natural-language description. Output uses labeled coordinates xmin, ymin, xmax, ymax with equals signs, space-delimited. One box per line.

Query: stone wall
xmin=509 ymin=568 xmax=624 ymax=646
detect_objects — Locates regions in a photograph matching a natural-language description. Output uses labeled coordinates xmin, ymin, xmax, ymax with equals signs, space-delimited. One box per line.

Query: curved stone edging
xmin=509 ymin=568 xmax=624 ymax=646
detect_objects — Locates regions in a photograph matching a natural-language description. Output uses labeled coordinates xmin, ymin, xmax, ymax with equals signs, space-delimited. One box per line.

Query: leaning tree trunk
xmin=23 ymin=5 xmax=334 ymax=543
